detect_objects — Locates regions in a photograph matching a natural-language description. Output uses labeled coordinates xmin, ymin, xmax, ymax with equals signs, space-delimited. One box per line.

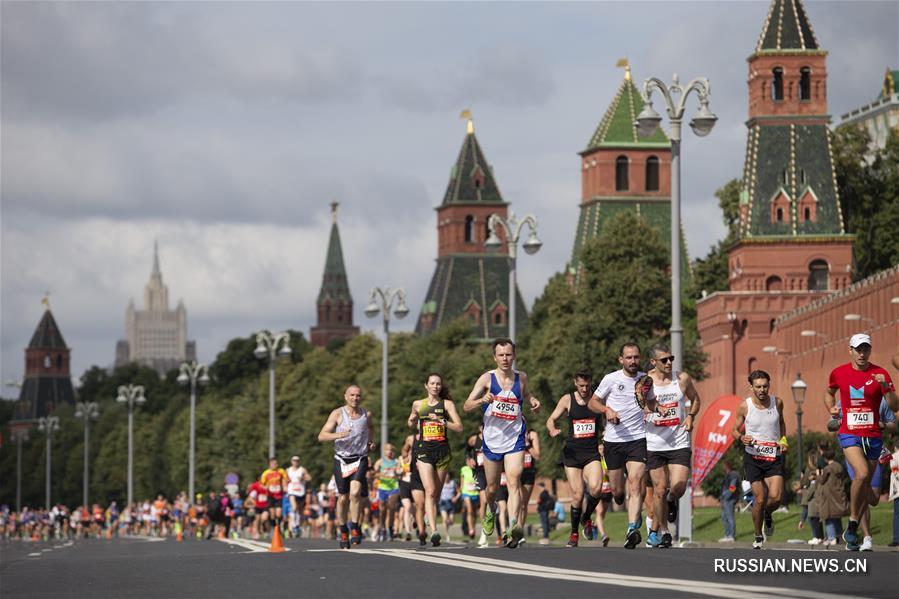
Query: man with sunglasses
xmin=825 ymin=333 xmax=898 ymax=551
xmin=644 ymin=344 xmax=700 ymax=548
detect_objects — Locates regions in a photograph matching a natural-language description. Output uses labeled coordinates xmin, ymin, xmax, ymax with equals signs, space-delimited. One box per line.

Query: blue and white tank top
xmin=482 ymin=370 xmax=526 ymax=453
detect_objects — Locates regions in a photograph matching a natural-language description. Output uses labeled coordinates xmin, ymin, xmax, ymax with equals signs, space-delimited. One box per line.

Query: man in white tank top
xmin=732 ymin=370 xmax=787 ymax=549
xmin=317 ymin=385 xmax=375 ymax=550
xmin=645 ymin=343 xmax=701 ymax=548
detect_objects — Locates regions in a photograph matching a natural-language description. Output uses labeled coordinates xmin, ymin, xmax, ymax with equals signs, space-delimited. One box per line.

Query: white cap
xmin=849 ymin=333 xmax=871 ymax=348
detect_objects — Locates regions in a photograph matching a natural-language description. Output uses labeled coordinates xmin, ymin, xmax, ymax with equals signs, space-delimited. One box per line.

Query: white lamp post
xmin=254 ymin=332 xmax=292 ymax=458
xmin=791 ymin=373 xmax=808 ymax=485
xmin=116 ymin=384 xmax=146 ymax=507
xmin=177 ymin=362 xmax=209 ymax=501
xmin=37 ymin=416 xmax=60 ymax=509
xmin=74 ymin=402 xmax=100 ymax=507
xmin=485 ymin=211 xmax=542 ymax=343
xmin=365 ymin=287 xmax=409 ymax=457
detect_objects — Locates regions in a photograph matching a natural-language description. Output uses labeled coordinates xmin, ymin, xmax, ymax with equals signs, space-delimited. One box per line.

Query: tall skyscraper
xmin=310 ymin=202 xmax=359 ymax=347
xmin=115 ymin=242 xmax=196 ymax=374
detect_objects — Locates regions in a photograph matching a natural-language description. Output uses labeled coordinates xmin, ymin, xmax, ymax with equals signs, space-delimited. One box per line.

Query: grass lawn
xmin=531 ymin=503 xmax=897 ymax=547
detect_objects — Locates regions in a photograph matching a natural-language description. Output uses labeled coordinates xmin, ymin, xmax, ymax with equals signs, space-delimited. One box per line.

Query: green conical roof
xmin=317 ymin=208 xmax=353 ymax=303
xmin=442 ymin=125 xmax=506 ymax=206
xmin=756 ymin=0 xmax=819 ymax=53
xmin=584 ymin=74 xmax=668 ymax=151
xmin=29 ymin=309 xmax=68 ymax=350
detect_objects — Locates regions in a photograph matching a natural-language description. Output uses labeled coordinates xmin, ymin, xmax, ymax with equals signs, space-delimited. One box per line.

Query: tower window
xmin=776 ymin=208 xmax=784 ymax=222
xmin=800 ymin=67 xmax=811 ymax=101
xmin=464 ymin=215 xmax=474 ymax=243
xmin=765 ymin=276 xmax=783 ymax=291
xmin=44 ymin=355 xmax=52 ymax=369
xmin=772 ymin=68 xmax=784 ymax=101
xmin=808 ymin=259 xmax=829 ymax=291
xmin=645 ymin=156 xmax=659 ymax=191
xmin=804 ymin=207 xmax=811 ymax=221
xmin=615 ymin=156 xmax=629 ymax=191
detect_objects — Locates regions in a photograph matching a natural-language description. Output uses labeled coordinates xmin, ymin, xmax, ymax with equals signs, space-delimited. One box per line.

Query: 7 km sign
xmin=692 ymin=394 xmax=743 ymax=488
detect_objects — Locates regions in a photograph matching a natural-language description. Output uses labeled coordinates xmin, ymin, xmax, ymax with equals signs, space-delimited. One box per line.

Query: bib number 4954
xmin=492 ymin=400 xmax=520 ymax=421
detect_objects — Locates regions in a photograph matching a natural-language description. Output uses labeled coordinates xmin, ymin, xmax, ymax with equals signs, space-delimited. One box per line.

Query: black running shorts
xmin=561 ymin=445 xmax=602 ymax=469
xmin=333 ymin=455 xmax=369 ymax=496
xmin=647 ymin=447 xmax=692 ymax=471
xmin=603 ymin=439 xmax=647 ymax=471
xmin=743 ymin=452 xmax=784 ymax=483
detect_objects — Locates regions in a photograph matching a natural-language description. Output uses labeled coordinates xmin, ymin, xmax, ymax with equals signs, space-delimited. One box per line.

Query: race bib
xmin=464 ymin=480 xmax=477 ymax=494
xmin=747 ymin=441 xmax=778 ymax=462
xmin=288 ymin=482 xmax=304 ymax=494
xmin=651 ymin=403 xmax=680 ymax=427
xmin=601 ymin=480 xmax=611 ymax=494
xmin=257 ymin=493 xmax=268 ymax=503
xmin=267 ymin=484 xmax=282 ymax=494
xmin=340 ymin=458 xmax=361 ymax=478
xmin=524 ymin=453 xmax=534 ymax=467
xmin=476 ymin=452 xmax=484 ymax=466
xmin=422 ymin=420 xmax=446 ymax=442
xmin=491 ymin=399 xmax=520 ymax=421
xmin=572 ymin=419 xmax=596 ymax=438
xmin=500 ymin=472 xmax=507 ymax=486
xmin=847 ymin=408 xmax=875 ymax=431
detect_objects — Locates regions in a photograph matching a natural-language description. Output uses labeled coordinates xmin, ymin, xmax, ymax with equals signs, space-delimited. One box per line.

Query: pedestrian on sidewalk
xmin=718 ymin=461 xmax=739 ymax=542
xmin=536 ymin=483 xmax=554 ymax=544
xmin=817 ymin=449 xmax=849 ymax=546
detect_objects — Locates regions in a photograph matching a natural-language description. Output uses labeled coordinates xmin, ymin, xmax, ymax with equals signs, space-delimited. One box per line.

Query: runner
xmin=260 ymin=457 xmax=288 ymax=534
xmin=373 ymin=443 xmax=401 ymax=542
xmin=645 ymin=344 xmax=701 ymax=548
xmin=463 ymin=338 xmax=541 ymax=549
xmin=286 ymin=456 xmax=311 ymax=537
xmin=439 ymin=472 xmax=459 ymax=541
xmin=397 ymin=441 xmax=415 ymax=541
xmin=518 ymin=429 xmax=541 ymax=545
xmin=546 ymin=368 xmax=604 ymax=548
xmin=732 ymin=369 xmax=788 ymax=549
xmin=460 ymin=454 xmax=480 ymax=541
xmin=588 ymin=343 xmax=657 ymax=549
xmin=317 ymin=384 xmax=376 ymax=549
xmin=596 ymin=449 xmax=612 ymax=546
xmin=825 ymin=333 xmax=898 ymax=550
xmin=405 ymin=432 xmax=427 ymax=546
xmin=466 ymin=427 xmax=490 ymax=547
xmin=408 ymin=372 xmax=463 ymax=547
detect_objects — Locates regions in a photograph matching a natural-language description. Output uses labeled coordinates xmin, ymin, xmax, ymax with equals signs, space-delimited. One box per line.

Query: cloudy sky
xmin=2 ymin=1 xmax=896 ymax=388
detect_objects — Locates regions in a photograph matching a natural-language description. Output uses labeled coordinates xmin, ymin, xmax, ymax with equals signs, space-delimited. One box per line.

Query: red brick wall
xmin=580 ymin=147 xmax=671 ymax=200
xmin=437 ymin=204 xmax=509 ymax=256
xmin=747 ymin=53 xmax=828 ymax=121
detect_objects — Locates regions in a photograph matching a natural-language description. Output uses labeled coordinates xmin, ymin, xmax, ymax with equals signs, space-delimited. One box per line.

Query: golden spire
xmin=616 ymin=57 xmax=631 ymax=80
xmin=41 ymin=292 xmax=50 ymax=311
xmin=460 ymin=108 xmax=473 ymax=134
xmin=330 ymin=200 xmax=339 ymax=224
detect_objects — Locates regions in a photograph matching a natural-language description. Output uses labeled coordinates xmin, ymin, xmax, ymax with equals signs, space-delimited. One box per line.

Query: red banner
xmin=692 ymin=394 xmax=743 ymax=488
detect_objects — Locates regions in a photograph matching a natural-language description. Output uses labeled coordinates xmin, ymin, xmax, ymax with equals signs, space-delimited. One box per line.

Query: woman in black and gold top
xmin=407 ymin=372 xmax=463 ymax=547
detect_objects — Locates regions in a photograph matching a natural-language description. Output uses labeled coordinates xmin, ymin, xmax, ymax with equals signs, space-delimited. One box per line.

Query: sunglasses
xmin=655 ymin=356 xmax=675 ymax=364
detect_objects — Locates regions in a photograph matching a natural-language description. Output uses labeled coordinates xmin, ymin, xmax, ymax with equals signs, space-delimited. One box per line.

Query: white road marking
xmin=126 ymin=535 xmax=165 ymax=543
xmin=214 ymin=537 xmax=289 ymax=553
xmin=337 ymin=548 xmax=854 ymax=599
xmin=28 ymin=552 xmax=41 ymax=557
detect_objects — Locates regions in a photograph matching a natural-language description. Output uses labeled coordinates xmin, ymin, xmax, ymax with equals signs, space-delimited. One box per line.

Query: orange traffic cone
xmin=269 ymin=525 xmax=285 ymax=553
xmin=218 ymin=526 xmax=226 ymax=540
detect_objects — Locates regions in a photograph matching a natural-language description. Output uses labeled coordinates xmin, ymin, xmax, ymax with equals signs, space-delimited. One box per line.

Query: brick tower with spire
xmin=695 ymin=0 xmax=854 ymax=401
xmin=416 ymin=114 xmax=526 ymax=338
xmin=569 ymin=62 xmax=689 ymax=284
xmin=13 ymin=298 xmax=76 ymax=421
xmin=310 ymin=202 xmax=359 ymax=347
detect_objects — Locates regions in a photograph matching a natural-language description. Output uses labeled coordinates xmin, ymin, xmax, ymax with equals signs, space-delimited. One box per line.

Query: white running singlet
xmin=594 ymin=369 xmax=653 ymax=443
xmin=744 ymin=396 xmax=781 ymax=461
xmin=334 ymin=407 xmax=370 ymax=458
xmin=287 ymin=466 xmax=308 ymax=497
xmin=646 ymin=374 xmax=690 ymax=451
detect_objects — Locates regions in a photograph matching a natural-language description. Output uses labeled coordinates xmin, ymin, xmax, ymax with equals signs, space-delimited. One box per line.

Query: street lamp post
xmin=74 ymin=402 xmax=100 ymax=507
xmin=11 ymin=426 xmax=29 ymax=512
xmin=365 ymin=287 xmax=410 ymax=457
xmin=791 ymin=373 xmax=808 ymax=487
xmin=37 ymin=416 xmax=60 ymax=509
xmin=177 ymin=362 xmax=209 ymax=501
xmin=254 ymin=332 xmax=292 ymax=458
xmin=116 ymin=385 xmax=146 ymax=507
xmin=485 ymin=211 xmax=542 ymax=344
xmin=636 ymin=74 xmax=716 ymax=545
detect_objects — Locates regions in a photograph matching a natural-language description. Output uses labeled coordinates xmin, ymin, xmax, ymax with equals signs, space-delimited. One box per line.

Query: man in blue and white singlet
xmin=464 ymin=338 xmax=541 ymax=549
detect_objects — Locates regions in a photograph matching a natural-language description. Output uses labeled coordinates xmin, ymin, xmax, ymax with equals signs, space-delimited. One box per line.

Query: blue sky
xmin=2 ymin=1 xmax=896 ymax=388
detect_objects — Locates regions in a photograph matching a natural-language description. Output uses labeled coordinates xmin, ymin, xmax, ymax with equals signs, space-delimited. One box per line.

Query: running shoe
xmin=763 ymin=512 xmax=774 ymax=537
xmin=582 ymin=518 xmax=596 ymax=541
xmin=482 ymin=509 xmax=496 ymax=536
xmin=506 ymin=524 xmax=523 ymax=549
xmin=859 ymin=536 xmax=873 ymax=552
xmin=601 ymin=534 xmax=610 ymax=547
xmin=752 ymin=535 xmax=764 ymax=549
xmin=667 ymin=497 xmax=678 ymax=524
xmin=807 ymin=537 xmax=822 ymax=545
xmin=842 ymin=525 xmax=859 ymax=547
xmin=405 ymin=532 xmax=412 ymax=542
xmin=351 ymin=528 xmax=362 ymax=546
xmin=430 ymin=531 xmax=441 ymax=547
xmin=339 ymin=531 xmax=350 ymax=549
xmin=646 ymin=530 xmax=660 ymax=548
xmin=418 ymin=532 xmax=428 ymax=546
xmin=477 ymin=531 xmax=489 ymax=549
xmin=624 ymin=526 xmax=641 ymax=550
xmin=660 ymin=532 xmax=673 ymax=548
xmin=518 ymin=537 xmax=527 ymax=547
xmin=566 ymin=532 xmax=579 ymax=548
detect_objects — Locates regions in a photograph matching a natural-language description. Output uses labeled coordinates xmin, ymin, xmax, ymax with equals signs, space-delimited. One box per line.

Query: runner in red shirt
xmin=826 ymin=333 xmax=898 ymax=550
xmin=247 ymin=480 xmax=270 ymax=537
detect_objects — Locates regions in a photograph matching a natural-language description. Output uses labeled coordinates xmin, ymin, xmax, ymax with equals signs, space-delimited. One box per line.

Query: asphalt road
xmin=2 ymin=535 xmax=896 ymax=599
